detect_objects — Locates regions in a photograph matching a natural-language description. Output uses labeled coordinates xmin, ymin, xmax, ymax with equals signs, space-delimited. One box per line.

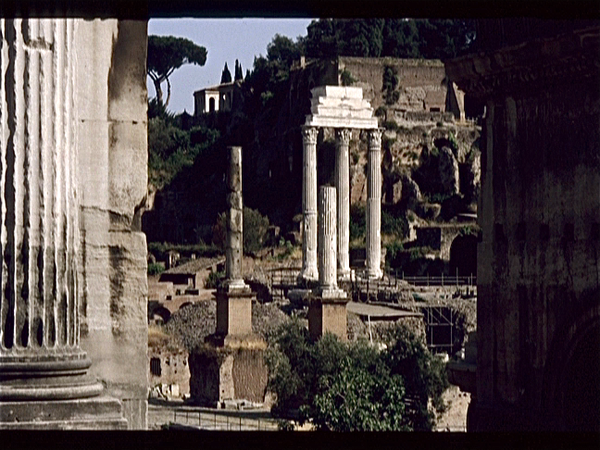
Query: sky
xmin=148 ymin=18 xmax=314 ymax=114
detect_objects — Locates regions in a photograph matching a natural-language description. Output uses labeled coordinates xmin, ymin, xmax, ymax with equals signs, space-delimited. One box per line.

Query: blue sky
xmin=148 ymin=18 xmax=313 ymax=114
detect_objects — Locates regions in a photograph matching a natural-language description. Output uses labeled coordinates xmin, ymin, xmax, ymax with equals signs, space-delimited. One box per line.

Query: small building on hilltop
xmin=193 ymin=80 xmax=242 ymax=115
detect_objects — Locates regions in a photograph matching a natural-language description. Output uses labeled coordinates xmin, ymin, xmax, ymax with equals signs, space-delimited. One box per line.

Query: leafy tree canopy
xmin=148 ymin=35 xmax=207 ymax=108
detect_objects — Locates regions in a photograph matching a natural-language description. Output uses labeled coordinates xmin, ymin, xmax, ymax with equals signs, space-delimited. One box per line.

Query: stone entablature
xmin=305 ymin=86 xmax=379 ymax=129
xmin=445 ymin=26 xmax=600 ymax=98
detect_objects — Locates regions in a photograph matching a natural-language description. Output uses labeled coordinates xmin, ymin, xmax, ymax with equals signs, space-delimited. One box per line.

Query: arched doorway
xmin=209 ymin=97 xmax=215 ymax=112
xmin=449 ymin=234 xmax=477 ymax=276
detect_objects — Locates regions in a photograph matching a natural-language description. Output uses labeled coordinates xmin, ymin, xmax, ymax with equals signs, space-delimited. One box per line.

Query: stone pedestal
xmin=308 ymin=297 xmax=349 ymax=341
xmin=366 ymin=128 xmax=384 ymax=279
xmin=335 ymin=128 xmax=351 ymax=281
xmin=298 ymin=126 xmax=319 ymax=283
xmin=194 ymin=145 xmax=267 ymax=408
xmin=0 ymin=18 xmax=125 ymax=429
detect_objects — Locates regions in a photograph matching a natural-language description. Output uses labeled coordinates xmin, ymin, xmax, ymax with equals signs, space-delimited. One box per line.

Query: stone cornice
xmin=445 ymin=26 xmax=600 ymax=98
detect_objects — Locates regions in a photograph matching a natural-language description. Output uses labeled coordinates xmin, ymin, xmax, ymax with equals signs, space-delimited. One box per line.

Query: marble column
xmin=335 ymin=128 xmax=351 ymax=281
xmin=299 ymin=126 xmax=318 ymax=283
xmin=318 ymin=186 xmax=337 ymax=292
xmin=224 ymin=146 xmax=247 ymax=291
xmin=0 ymin=18 xmax=105 ymax=402
xmin=366 ymin=128 xmax=384 ymax=279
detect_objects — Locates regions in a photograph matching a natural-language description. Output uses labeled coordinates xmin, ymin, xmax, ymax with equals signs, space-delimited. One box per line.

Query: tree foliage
xmin=220 ymin=62 xmax=232 ymax=83
xmin=300 ymin=19 xmax=475 ymax=59
xmin=147 ymin=35 xmax=207 ymax=107
xmin=234 ymin=59 xmax=244 ymax=81
xmin=265 ymin=319 xmax=449 ymax=431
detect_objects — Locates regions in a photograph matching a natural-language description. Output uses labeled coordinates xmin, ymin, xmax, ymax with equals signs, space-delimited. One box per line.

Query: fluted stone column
xmin=318 ymin=186 xmax=338 ymax=292
xmin=0 ymin=18 xmax=102 ymax=398
xmin=335 ymin=128 xmax=351 ymax=281
xmin=0 ymin=18 xmax=125 ymax=428
xmin=309 ymin=186 xmax=347 ymax=341
xmin=299 ymin=126 xmax=318 ymax=283
xmin=366 ymin=128 xmax=384 ymax=279
xmin=224 ymin=146 xmax=247 ymax=291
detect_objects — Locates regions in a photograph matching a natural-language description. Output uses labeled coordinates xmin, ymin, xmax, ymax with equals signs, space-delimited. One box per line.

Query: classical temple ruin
xmin=299 ymin=86 xmax=383 ymax=282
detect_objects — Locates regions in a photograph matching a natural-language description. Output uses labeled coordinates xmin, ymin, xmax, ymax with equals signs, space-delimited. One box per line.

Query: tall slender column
xmin=224 ymin=146 xmax=246 ymax=291
xmin=0 ymin=19 xmax=102 ymax=400
xmin=299 ymin=126 xmax=318 ymax=283
xmin=366 ymin=128 xmax=384 ymax=279
xmin=335 ymin=128 xmax=351 ymax=281
xmin=318 ymin=186 xmax=337 ymax=292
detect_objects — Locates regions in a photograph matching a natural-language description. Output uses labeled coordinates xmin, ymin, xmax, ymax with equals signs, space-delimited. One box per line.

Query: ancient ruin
xmin=446 ymin=20 xmax=600 ymax=431
xmin=190 ymin=146 xmax=268 ymax=407
xmin=299 ymin=86 xmax=383 ymax=282
xmin=308 ymin=186 xmax=348 ymax=341
xmin=0 ymin=17 xmax=148 ymax=429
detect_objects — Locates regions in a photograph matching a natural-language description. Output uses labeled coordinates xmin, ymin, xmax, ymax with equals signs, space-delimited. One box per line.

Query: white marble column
xmin=224 ymin=146 xmax=247 ymax=291
xmin=0 ymin=18 xmax=102 ymax=400
xmin=366 ymin=128 xmax=384 ymax=279
xmin=318 ymin=186 xmax=337 ymax=291
xmin=299 ymin=126 xmax=318 ymax=283
xmin=335 ymin=128 xmax=351 ymax=281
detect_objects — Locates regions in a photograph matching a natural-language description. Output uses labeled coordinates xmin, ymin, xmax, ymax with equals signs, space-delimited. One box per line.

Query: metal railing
xmin=168 ymin=408 xmax=279 ymax=431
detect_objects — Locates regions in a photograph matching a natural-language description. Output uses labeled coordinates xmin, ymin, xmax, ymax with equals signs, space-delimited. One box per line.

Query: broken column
xmin=309 ymin=186 xmax=348 ymax=341
xmin=193 ymin=146 xmax=267 ymax=408
xmin=216 ymin=146 xmax=253 ymax=338
xmin=298 ymin=126 xmax=319 ymax=284
xmin=0 ymin=18 xmax=125 ymax=429
xmin=335 ymin=128 xmax=352 ymax=281
xmin=366 ymin=128 xmax=384 ymax=279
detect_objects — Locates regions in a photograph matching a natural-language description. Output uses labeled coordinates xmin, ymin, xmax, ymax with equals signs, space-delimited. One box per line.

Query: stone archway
xmin=544 ymin=302 xmax=600 ymax=431
xmin=449 ymin=234 xmax=477 ymax=276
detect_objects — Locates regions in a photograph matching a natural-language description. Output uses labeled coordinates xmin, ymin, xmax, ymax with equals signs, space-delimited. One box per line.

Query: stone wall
xmin=447 ymin=22 xmax=600 ymax=431
xmin=77 ymin=19 xmax=148 ymax=429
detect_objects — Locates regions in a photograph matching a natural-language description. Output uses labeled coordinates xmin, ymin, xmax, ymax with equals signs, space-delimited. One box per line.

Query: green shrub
xmin=383 ymin=120 xmax=400 ymax=132
xmin=349 ymin=204 xmax=366 ymax=241
xmin=381 ymin=210 xmax=408 ymax=238
xmin=265 ymin=319 xmax=448 ymax=431
xmin=147 ymin=262 xmax=165 ymax=275
xmin=205 ymin=270 xmax=225 ymax=289
xmin=374 ymin=106 xmax=387 ymax=117
xmin=212 ymin=207 xmax=270 ymax=255
xmin=340 ymin=69 xmax=356 ymax=86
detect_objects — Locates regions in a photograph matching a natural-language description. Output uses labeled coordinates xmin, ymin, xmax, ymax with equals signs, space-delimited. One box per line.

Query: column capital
xmin=335 ymin=128 xmax=352 ymax=145
xmin=367 ymin=128 xmax=384 ymax=149
xmin=301 ymin=125 xmax=318 ymax=144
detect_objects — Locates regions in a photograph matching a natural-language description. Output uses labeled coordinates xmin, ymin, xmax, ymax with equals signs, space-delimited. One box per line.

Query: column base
xmin=308 ymin=295 xmax=349 ymax=341
xmin=214 ymin=288 xmax=255 ymax=337
xmin=0 ymin=395 xmax=127 ymax=429
xmin=190 ymin=335 xmax=268 ymax=408
xmin=366 ymin=268 xmax=383 ymax=280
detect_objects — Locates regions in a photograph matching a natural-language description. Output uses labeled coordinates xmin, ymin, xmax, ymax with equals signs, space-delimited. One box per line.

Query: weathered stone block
xmin=215 ymin=290 xmax=254 ymax=337
xmin=189 ymin=340 xmax=268 ymax=407
xmin=308 ymin=297 xmax=349 ymax=341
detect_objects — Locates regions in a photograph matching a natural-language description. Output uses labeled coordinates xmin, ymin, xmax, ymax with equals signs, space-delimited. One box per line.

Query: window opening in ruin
xmin=150 ymin=357 xmax=162 ymax=376
xmin=209 ymin=97 xmax=215 ymax=112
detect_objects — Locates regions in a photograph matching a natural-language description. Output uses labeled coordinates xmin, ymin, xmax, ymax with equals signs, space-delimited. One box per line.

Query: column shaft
xmin=335 ymin=128 xmax=351 ymax=281
xmin=318 ymin=186 xmax=337 ymax=290
xmin=366 ymin=129 xmax=383 ymax=279
xmin=225 ymin=146 xmax=246 ymax=290
xmin=299 ymin=126 xmax=318 ymax=283
xmin=0 ymin=18 xmax=101 ymax=400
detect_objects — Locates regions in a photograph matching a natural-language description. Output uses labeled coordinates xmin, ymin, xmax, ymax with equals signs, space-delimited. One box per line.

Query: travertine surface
xmin=76 ymin=19 xmax=148 ymax=429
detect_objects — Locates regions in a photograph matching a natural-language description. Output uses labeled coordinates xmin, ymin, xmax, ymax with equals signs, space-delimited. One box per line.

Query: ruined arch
xmin=150 ymin=306 xmax=171 ymax=324
xmin=449 ymin=234 xmax=477 ymax=276
xmin=543 ymin=299 xmax=600 ymax=431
